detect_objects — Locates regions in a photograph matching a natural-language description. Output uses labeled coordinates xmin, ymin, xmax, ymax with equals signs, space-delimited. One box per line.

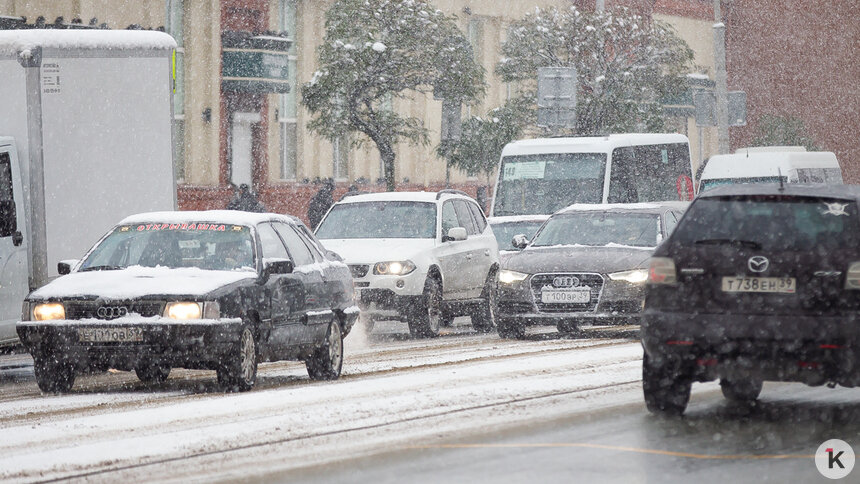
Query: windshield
xmin=79 ymin=223 xmax=257 ymax=272
xmin=491 ymin=221 xmax=546 ymax=250
xmin=672 ymin=197 xmax=859 ymax=252
xmin=700 ymin=176 xmax=785 ymax=192
xmin=531 ymin=212 xmax=660 ymax=248
xmin=315 ymin=201 xmax=437 ymax=239
xmin=493 ymin=153 xmax=607 ymax=216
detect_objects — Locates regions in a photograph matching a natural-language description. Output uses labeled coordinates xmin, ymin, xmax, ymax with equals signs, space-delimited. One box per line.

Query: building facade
xmin=1 ymin=0 xmax=724 ymax=223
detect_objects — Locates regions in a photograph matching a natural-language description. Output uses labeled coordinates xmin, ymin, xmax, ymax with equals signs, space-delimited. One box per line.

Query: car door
xmin=257 ymin=222 xmax=305 ymax=349
xmin=453 ymin=199 xmax=486 ymax=299
xmin=0 ymin=148 xmax=27 ymax=345
xmin=272 ymin=222 xmax=329 ymax=345
xmin=466 ymin=199 xmax=498 ymax=292
xmin=436 ymin=199 xmax=470 ymax=299
xmin=297 ymin=224 xmax=353 ymax=316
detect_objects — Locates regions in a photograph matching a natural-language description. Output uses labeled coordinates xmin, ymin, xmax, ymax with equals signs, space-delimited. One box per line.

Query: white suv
xmin=315 ymin=190 xmax=500 ymax=337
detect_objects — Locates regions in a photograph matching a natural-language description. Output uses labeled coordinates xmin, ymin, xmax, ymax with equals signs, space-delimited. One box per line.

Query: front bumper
xmin=17 ymin=317 xmax=244 ymax=370
xmin=350 ymin=264 xmax=427 ymax=319
xmin=641 ymin=310 xmax=860 ymax=387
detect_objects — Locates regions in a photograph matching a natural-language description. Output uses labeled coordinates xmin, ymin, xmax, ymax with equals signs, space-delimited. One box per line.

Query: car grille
xmin=530 ymin=273 xmax=604 ymax=313
xmin=64 ymin=301 xmax=164 ymax=320
xmin=349 ymin=264 xmax=370 ymax=278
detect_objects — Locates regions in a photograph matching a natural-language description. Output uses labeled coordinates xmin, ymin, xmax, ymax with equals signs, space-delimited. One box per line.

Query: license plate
xmin=541 ymin=288 xmax=590 ymax=303
xmin=721 ymin=276 xmax=796 ymax=294
xmin=78 ymin=327 xmax=144 ymax=343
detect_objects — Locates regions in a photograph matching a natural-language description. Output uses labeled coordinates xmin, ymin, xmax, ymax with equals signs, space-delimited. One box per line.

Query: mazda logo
xmin=97 ymin=306 xmax=128 ymax=320
xmin=553 ymin=276 xmax=580 ymax=287
xmin=748 ymin=256 xmax=769 ymax=273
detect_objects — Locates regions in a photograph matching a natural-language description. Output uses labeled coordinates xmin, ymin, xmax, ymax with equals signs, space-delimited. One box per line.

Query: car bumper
xmin=355 ymin=289 xmax=422 ymax=320
xmin=641 ymin=311 xmax=860 ymax=387
xmin=17 ymin=318 xmax=245 ymax=370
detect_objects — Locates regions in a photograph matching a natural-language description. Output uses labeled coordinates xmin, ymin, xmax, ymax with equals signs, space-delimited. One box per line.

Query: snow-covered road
xmin=0 ymin=323 xmax=645 ymax=482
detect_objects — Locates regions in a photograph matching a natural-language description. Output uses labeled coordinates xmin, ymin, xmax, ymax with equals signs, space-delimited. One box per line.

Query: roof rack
xmin=436 ymin=189 xmax=470 ymax=200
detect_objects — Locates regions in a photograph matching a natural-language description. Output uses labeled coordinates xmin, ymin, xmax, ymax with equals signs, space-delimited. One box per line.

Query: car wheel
xmin=408 ymin=278 xmax=442 ymax=338
xmin=217 ymin=325 xmax=257 ymax=392
xmin=33 ymin=351 xmax=75 ymax=393
xmin=471 ymin=271 xmax=498 ymax=333
xmin=642 ymin=354 xmax=691 ymax=416
xmin=135 ymin=361 xmax=171 ymax=385
xmin=497 ymin=318 xmax=526 ymax=339
xmin=307 ymin=320 xmax=344 ymax=380
xmin=720 ymin=378 xmax=762 ymax=402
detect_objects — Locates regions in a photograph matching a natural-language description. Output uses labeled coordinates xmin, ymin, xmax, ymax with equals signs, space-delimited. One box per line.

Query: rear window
xmin=672 ymin=196 xmax=859 ymax=251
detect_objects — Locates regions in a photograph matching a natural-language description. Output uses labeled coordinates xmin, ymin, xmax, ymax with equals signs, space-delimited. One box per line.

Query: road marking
xmin=406 ymin=442 xmax=818 ymax=460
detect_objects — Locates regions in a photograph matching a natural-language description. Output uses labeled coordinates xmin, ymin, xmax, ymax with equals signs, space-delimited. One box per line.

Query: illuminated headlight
xmin=373 ymin=260 xmax=416 ymax=275
xmin=33 ymin=303 xmax=65 ymax=321
xmin=608 ymin=269 xmax=649 ymax=284
xmin=164 ymin=302 xmax=202 ymax=319
xmin=499 ymin=269 xmax=529 ymax=285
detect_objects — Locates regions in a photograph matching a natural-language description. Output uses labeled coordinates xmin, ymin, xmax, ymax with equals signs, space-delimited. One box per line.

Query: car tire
xmin=642 ymin=354 xmax=691 ymax=416
xmin=471 ymin=271 xmax=498 ymax=333
xmin=497 ymin=318 xmax=526 ymax=339
xmin=408 ymin=278 xmax=442 ymax=338
xmin=33 ymin=351 xmax=75 ymax=393
xmin=135 ymin=361 xmax=171 ymax=385
xmin=306 ymin=320 xmax=344 ymax=380
xmin=217 ymin=325 xmax=258 ymax=392
xmin=720 ymin=378 xmax=762 ymax=402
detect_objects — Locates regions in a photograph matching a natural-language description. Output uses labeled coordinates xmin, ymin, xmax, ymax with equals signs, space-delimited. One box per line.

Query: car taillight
xmin=648 ymin=257 xmax=677 ymax=285
xmin=845 ymin=262 xmax=860 ymax=289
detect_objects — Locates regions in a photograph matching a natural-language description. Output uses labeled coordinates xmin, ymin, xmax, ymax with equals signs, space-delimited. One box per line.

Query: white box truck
xmin=0 ymin=30 xmax=177 ymax=348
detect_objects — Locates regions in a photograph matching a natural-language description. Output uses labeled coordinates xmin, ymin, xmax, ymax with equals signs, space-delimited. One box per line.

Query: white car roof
xmin=701 ymin=151 xmax=839 ymax=180
xmin=489 ymin=215 xmax=551 ymax=224
xmin=501 ymin=133 xmax=689 ymax=157
xmin=334 ymin=191 xmax=471 ymax=204
xmin=120 ymin=210 xmax=301 ymax=227
xmin=556 ymin=202 xmax=689 ymax=215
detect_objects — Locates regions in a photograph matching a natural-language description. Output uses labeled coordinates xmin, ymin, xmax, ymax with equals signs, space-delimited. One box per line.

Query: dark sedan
xmin=496 ymin=202 xmax=687 ymax=339
xmin=17 ymin=210 xmax=359 ymax=393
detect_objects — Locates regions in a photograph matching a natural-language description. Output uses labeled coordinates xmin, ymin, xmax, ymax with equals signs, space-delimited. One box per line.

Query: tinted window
xmin=316 ymin=201 xmax=436 ymax=239
xmin=608 ymin=143 xmax=691 ymax=202
xmin=453 ymin=200 xmax=478 ymax=235
xmin=441 ymin=201 xmax=459 ymax=234
xmin=0 ymin=152 xmax=12 ymax=202
xmin=673 ymin=196 xmax=859 ymax=252
xmin=700 ymin=176 xmax=784 ymax=192
xmin=273 ymin=222 xmax=315 ymax=266
xmin=532 ymin=212 xmax=660 ymax=248
xmin=467 ymin=201 xmax=487 ymax=232
xmin=258 ymin=223 xmax=290 ymax=259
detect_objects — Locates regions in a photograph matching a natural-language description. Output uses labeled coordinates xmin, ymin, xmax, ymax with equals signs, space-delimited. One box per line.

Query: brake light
xmin=846 ymin=262 xmax=860 ymax=289
xmin=648 ymin=257 xmax=677 ymax=285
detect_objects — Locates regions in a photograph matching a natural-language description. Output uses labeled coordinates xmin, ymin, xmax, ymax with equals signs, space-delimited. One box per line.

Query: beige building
xmin=0 ymin=0 xmax=719 ymax=221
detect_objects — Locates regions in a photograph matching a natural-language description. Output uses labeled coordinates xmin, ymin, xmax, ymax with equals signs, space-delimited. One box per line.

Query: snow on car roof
xmin=119 ymin=210 xmax=301 ymax=227
xmin=557 ymin=202 xmax=688 ymax=214
xmin=501 ymin=133 xmax=689 ymax=156
xmin=0 ymin=30 xmax=176 ymax=56
xmin=335 ymin=191 xmax=466 ymax=204
xmin=488 ymin=215 xmax=550 ymax=224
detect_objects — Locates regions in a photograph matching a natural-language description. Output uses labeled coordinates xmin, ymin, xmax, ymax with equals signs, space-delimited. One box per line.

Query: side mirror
xmin=442 ymin=227 xmax=468 ymax=242
xmin=58 ymin=259 xmax=80 ymax=275
xmin=0 ymin=199 xmax=17 ymax=237
xmin=512 ymin=234 xmax=529 ymax=250
xmin=263 ymin=258 xmax=294 ymax=278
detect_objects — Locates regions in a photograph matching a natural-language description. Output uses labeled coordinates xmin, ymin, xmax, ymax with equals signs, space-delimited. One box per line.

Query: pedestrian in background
xmin=227 ymin=183 xmax=266 ymax=213
xmin=308 ymin=178 xmax=335 ymax=229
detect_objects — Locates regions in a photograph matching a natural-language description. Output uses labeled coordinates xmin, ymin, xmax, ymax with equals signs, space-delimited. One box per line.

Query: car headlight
xmin=608 ymin=269 xmax=649 ymax=284
xmin=499 ymin=269 xmax=529 ymax=285
xmin=33 ymin=303 xmax=65 ymax=321
xmin=164 ymin=302 xmax=202 ymax=319
xmin=373 ymin=260 xmax=417 ymax=275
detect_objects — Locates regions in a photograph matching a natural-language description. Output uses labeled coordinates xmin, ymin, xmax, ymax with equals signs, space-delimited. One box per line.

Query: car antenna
xmin=778 ymin=167 xmax=785 ymax=191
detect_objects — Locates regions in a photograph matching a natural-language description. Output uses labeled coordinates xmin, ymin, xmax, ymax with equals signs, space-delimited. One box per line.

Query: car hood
xmin=29 ymin=266 xmax=257 ymax=300
xmin=503 ymin=245 xmax=653 ymax=275
xmin=318 ymin=238 xmax=436 ymax=264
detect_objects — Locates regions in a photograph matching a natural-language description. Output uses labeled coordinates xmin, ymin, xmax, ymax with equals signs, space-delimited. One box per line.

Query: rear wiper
xmin=694 ymin=238 xmax=762 ymax=250
xmin=79 ymin=265 xmax=124 ymax=272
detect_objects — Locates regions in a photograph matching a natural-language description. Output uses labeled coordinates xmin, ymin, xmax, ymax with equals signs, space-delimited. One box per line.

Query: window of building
xmin=278 ymin=0 xmax=298 ymax=180
xmin=333 ymin=135 xmax=349 ymax=181
xmin=167 ymin=0 xmax=185 ymax=182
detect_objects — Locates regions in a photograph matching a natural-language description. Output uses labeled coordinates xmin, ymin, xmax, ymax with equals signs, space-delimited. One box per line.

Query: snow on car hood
xmin=318 ymin=238 xmax=436 ymax=264
xmin=29 ymin=266 xmax=257 ymax=300
xmin=502 ymin=245 xmax=654 ymax=275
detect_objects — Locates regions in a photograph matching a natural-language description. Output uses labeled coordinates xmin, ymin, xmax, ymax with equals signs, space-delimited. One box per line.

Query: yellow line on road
xmin=406 ymin=443 xmax=815 ymax=460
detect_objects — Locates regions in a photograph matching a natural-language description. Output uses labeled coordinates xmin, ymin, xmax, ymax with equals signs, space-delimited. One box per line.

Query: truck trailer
xmin=0 ymin=30 xmax=177 ymax=348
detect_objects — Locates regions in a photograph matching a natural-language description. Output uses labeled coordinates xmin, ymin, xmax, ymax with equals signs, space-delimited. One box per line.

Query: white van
xmin=698 ymin=147 xmax=843 ymax=192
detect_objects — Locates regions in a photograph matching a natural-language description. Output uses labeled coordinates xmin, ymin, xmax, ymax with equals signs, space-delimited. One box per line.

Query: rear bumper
xmin=641 ymin=311 xmax=860 ymax=386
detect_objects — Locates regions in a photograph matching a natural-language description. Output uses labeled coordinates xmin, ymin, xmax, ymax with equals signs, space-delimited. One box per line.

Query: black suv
xmin=641 ymin=185 xmax=860 ymax=415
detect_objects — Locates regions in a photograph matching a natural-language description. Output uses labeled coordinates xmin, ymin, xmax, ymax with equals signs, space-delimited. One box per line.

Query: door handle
xmin=484 ymin=250 xmax=490 ymax=257
xmin=12 ymin=231 xmax=22 ymax=247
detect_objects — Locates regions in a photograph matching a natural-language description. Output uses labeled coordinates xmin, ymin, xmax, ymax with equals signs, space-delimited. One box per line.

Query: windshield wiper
xmin=79 ymin=265 xmax=124 ymax=272
xmin=693 ymin=238 xmax=762 ymax=250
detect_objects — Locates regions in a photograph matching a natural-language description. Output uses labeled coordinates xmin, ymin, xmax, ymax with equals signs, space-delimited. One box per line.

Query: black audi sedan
xmin=642 ymin=185 xmax=860 ymax=415
xmin=17 ymin=211 xmax=358 ymax=393
xmin=496 ymin=202 xmax=688 ymax=339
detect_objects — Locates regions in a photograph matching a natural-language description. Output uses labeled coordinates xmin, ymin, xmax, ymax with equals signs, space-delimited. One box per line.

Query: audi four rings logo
xmin=553 ymin=276 xmax=580 ymax=287
xmin=97 ymin=306 xmax=128 ymax=319
xmin=748 ymin=256 xmax=769 ymax=273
